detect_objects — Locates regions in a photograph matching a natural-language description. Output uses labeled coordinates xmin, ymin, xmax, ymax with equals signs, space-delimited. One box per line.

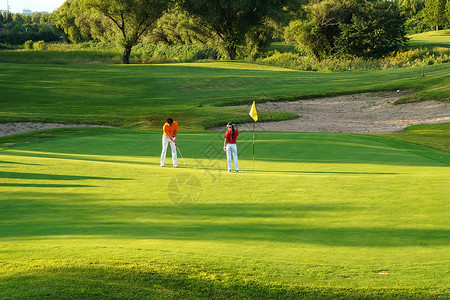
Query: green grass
xmin=0 ymin=61 xmax=449 ymax=128
xmin=267 ymin=42 xmax=300 ymax=54
xmin=0 ymin=128 xmax=449 ymax=298
xmin=0 ymin=49 xmax=122 ymax=64
xmin=408 ymin=30 xmax=450 ymax=49
xmin=384 ymin=123 xmax=450 ymax=153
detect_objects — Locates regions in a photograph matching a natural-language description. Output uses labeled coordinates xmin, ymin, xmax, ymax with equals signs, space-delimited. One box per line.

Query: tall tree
xmin=285 ymin=0 xmax=408 ymax=59
xmin=177 ymin=0 xmax=286 ymax=59
xmin=53 ymin=0 xmax=90 ymax=42
xmin=423 ymin=0 xmax=446 ymax=30
xmin=336 ymin=1 xmax=407 ymax=58
xmin=85 ymin=0 xmax=170 ymax=63
xmin=395 ymin=0 xmax=425 ymax=17
xmin=445 ymin=0 xmax=450 ymax=27
xmin=285 ymin=0 xmax=356 ymax=60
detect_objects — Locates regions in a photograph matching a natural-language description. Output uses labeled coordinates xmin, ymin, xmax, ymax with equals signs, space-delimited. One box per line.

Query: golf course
xmin=1 ymin=33 xmax=450 ymax=298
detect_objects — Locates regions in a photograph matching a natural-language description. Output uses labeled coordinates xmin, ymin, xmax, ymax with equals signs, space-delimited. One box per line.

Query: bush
xmin=24 ymin=40 xmax=33 ymax=50
xmin=32 ymin=40 xmax=45 ymax=51
xmin=134 ymin=44 xmax=220 ymax=63
xmin=257 ymin=47 xmax=450 ymax=72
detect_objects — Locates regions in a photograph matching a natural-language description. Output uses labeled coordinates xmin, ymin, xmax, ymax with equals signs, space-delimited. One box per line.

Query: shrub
xmin=32 ymin=40 xmax=46 ymax=51
xmin=134 ymin=44 xmax=220 ymax=63
xmin=257 ymin=47 xmax=450 ymax=72
xmin=24 ymin=40 xmax=33 ymax=50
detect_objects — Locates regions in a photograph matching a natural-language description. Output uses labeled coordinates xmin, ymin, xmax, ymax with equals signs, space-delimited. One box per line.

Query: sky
xmin=2 ymin=0 xmax=66 ymax=13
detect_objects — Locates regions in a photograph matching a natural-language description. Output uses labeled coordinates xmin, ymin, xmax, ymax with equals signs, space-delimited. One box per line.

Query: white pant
xmin=161 ymin=135 xmax=177 ymax=166
xmin=226 ymin=143 xmax=239 ymax=172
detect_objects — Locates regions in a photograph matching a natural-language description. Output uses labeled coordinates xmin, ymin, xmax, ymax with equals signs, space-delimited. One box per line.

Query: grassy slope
xmin=384 ymin=123 xmax=450 ymax=153
xmin=408 ymin=29 xmax=450 ymax=49
xmin=0 ymin=128 xmax=449 ymax=298
xmin=0 ymin=61 xmax=449 ymax=129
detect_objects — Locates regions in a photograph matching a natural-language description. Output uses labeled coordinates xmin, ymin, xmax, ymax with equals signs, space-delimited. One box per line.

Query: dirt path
xmin=211 ymin=91 xmax=450 ymax=134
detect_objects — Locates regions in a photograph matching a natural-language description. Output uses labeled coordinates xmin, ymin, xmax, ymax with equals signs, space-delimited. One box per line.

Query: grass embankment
xmin=408 ymin=29 xmax=450 ymax=49
xmin=384 ymin=123 xmax=450 ymax=153
xmin=0 ymin=127 xmax=449 ymax=298
xmin=0 ymin=62 xmax=449 ymax=129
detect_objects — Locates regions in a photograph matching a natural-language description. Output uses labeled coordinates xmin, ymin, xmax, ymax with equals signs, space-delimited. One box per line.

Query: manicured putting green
xmin=0 ymin=129 xmax=449 ymax=298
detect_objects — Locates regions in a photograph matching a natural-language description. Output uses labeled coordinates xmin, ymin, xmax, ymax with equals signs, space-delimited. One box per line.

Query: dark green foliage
xmin=286 ymin=0 xmax=408 ymax=60
xmin=177 ymin=0 xmax=286 ymax=59
xmin=335 ymin=1 xmax=408 ymax=58
xmin=73 ymin=0 xmax=171 ymax=64
xmin=0 ymin=12 xmax=60 ymax=45
xmin=135 ymin=44 xmax=220 ymax=61
xmin=422 ymin=0 xmax=447 ymax=31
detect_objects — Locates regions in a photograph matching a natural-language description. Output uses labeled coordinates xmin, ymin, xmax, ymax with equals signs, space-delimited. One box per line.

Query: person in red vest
xmin=223 ymin=122 xmax=239 ymax=173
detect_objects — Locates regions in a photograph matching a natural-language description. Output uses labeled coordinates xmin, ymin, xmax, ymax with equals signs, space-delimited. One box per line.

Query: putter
xmin=176 ymin=146 xmax=186 ymax=165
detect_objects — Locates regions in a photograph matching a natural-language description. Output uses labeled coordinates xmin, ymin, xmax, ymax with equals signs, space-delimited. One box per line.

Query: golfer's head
xmin=227 ymin=122 xmax=233 ymax=130
xmin=167 ymin=118 xmax=174 ymax=126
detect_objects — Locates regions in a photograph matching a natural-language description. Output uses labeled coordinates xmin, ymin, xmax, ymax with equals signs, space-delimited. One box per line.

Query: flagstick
xmin=252 ymin=121 xmax=255 ymax=169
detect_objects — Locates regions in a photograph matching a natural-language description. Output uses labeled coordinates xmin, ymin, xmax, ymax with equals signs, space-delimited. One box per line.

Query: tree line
xmin=1 ymin=0 xmax=450 ymax=63
xmin=0 ymin=12 xmax=61 ymax=46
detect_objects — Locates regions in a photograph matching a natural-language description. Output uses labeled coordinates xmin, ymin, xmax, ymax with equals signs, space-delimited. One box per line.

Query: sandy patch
xmin=211 ymin=91 xmax=450 ymax=134
xmin=1 ymin=91 xmax=449 ymax=137
xmin=0 ymin=122 xmax=112 ymax=138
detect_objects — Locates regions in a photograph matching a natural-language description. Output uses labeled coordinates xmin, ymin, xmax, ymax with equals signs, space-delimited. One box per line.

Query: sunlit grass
xmin=408 ymin=29 xmax=450 ymax=48
xmin=0 ymin=128 xmax=449 ymax=298
xmin=0 ymin=62 xmax=449 ymax=128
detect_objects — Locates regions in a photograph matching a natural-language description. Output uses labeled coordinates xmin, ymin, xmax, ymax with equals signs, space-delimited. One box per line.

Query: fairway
xmin=1 ymin=62 xmax=449 ymax=128
xmin=1 ymin=129 xmax=448 ymax=298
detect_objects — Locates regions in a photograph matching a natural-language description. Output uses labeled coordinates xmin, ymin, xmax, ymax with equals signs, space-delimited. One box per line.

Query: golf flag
xmin=249 ymin=101 xmax=258 ymax=122
xmin=249 ymin=101 xmax=257 ymax=169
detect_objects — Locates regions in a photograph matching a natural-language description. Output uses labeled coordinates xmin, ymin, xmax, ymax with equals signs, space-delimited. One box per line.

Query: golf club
xmin=176 ymin=146 xmax=186 ymax=165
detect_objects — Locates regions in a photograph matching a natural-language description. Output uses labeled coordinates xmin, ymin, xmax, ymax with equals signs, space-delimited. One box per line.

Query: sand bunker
xmin=1 ymin=91 xmax=449 ymax=137
xmin=212 ymin=91 xmax=450 ymax=134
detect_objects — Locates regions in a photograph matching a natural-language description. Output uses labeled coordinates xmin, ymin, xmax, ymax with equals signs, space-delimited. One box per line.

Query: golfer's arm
xmin=165 ymin=131 xmax=175 ymax=142
xmin=173 ymin=130 xmax=177 ymax=138
xmin=224 ymin=139 xmax=227 ymax=148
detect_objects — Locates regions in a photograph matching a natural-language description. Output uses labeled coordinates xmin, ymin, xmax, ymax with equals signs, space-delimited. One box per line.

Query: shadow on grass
xmin=0 ymin=194 xmax=448 ymax=247
xmin=0 ymin=262 xmax=444 ymax=299
xmin=0 ymin=160 xmax=40 ymax=166
xmin=0 ymin=171 xmax=128 ymax=181
xmin=0 ymin=183 xmax=95 ymax=188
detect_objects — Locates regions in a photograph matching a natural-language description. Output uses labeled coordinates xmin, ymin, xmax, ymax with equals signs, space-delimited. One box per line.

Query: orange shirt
xmin=163 ymin=121 xmax=179 ymax=138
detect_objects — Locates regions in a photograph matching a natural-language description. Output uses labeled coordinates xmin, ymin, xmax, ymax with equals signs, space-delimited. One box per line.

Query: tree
xmin=285 ymin=0 xmax=356 ymax=60
xmin=285 ymin=0 xmax=408 ymax=59
xmin=336 ymin=1 xmax=407 ymax=58
xmin=423 ymin=0 xmax=446 ymax=30
xmin=177 ymin=0 xmax=286 ymax=59
xmin=148 ymin=5 xmax=216 ymax=46
xmin=53 ymin=0 xmax=90 ymax=42
xmin=395 ymin=0 xmax=425 ymax=17
xmin=85 ymin=0 xmax=170 ymax=63
xmin=446 ymin=0 xmax=450 ymax=26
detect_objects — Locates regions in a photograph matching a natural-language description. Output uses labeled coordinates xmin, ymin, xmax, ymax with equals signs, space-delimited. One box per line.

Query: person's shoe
xmin=236 ymin=170 xmax=239 ymax=173
xmin=228 ymin=170 xmax=231 ymax=173
xmin=173 ymin=165 xmax=178 ymax=168
xmin=160 ymin=164 xmax=164 ymax=167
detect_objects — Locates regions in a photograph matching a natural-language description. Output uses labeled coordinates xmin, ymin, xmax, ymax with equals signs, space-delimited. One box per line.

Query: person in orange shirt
xmin=160 ymin=118 xmax=179 ymax=167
